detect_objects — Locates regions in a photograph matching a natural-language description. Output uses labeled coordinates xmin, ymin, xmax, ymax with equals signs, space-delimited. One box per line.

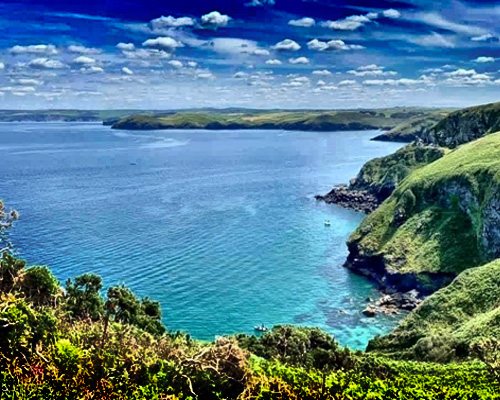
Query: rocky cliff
xmin=423 ymin=101 xmax=500 ymax=148
xmin=346 ymin=131 xmax=500 ymax=294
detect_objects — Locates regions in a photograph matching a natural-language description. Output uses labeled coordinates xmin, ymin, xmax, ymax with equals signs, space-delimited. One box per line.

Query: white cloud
xmin=245 ymin=0 xmax=275 ymax=6
xmin=339 ymin=79 xmax=357 ymax=86
xmin=187 ymin=61 xmax=198 ymax=68
xmin=233 ymin=71 xmax=249 ymax=78
xmin=253 ymin=49 xmax=270 ymax=56
xmin=348 ymin=64 xmax=397 ymax=77
xmin=321 ymin=14 xmax=373 ymax=31
xmin=122 ymin=67 xmax=134 ymax=75
xmin=471 ymin=33 xmax=498 ymax=43
xmin=116 ymin=42 xmax=135 ymax=51
xmin=363 ymin=78 xmax=419 ymax=86
xmin=122 ymin=49 xmax=171 ymax=59
xmin=307 ymin=38 xmax=364 ymax=51
xmin=150 ymin=15 xmax=195 ymax=30
xmin=142 ymin=37 xmax=183 ymax=52
xmin=474 ymin=56 xmax=495 ymax=63
xmin=265 ymin=59 xmax=282 ymax=65
xmin=201 ymin=11 xmax=231 ymax=29
xmin=168 ymin=60 xmax=183 ymax=68
xmin=0 ymin=62 xmax=4 ymax=70
xmin=291 ymin=76 xmax=310 ymax=83
xmin=207 ymin=38 xmax=262 ymax=55
xmin=410 ymin=12 xmax=485 ymax=36
xmin=72 ymin=56 xmax=96 ymax=66
xmin=271 ymin=39 xmax=301 ymax=51
xmin=312 ymin=69 xmax=332 ymax=76
xmin=382 ymin=9 xmax=401 ymax=19
xmin=13 ymin=78 xmax=43 ymax=85
xmin=446 ymin=68 xmax=477 ymax=77
xmin=288 ymin=17 xmax=315 ymax=28
xmin=81 ymin=66 xmax=104 ymax=74
xmin=409 ymin=32 xmax=454 ymax=48
xmin=444 ymin=68 xmax=492 ymax=86
xmin=197 ymin=71 xmax=215 ymax=79
xmin=28 ymin=58 xmax=65 ymax=69
xmin=289 ymin=57 xmax=309 ymax=65
xmin=68 ymin=45 xmax=101 ymax=54
xmin=10 ymin=44 xmax=58 ymax=55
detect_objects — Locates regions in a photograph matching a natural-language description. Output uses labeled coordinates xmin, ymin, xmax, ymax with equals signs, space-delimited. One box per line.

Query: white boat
xmin=254 ymin=324 xmax=269 ymax=332
xmin=324 ymin=220 xmax=331 ymax=227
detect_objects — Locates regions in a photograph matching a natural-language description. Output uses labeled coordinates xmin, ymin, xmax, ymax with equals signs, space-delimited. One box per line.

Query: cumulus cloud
xmin=321 ymin=14 xmax=374 ymax=31
xmin=10 ymin=44 xmax=58 ymax=55
xmin=348 ymin=64 xmax=397 ymax=77
xmin=289 ymin=57 xmax=309 ymax=64
xmin=253 ymin=49 xmax=270 ymax=56
xmin=474 ymin=56 xmax=495 ymax=63
xmin=168 ymin=60 xmax=183 ymax=68
xmin=233 ymin=71 xmax=249 ymax=78
xmin=444 ymin=68 xmax=492 ymax=86
xmin=363 ymin=78 xmax=419 ymax=86
xmin=288 ymin=17 xmax=315 ymax=28
xmin=201 ymin=11 xmax=231 ymax=29
xmin=271 ymin=39 xmax=301 ymax=51
xmin=81 ymin=66 xmax=104 ymax=74
xmin=312 ymin=69 xmax=332 ymax=76
xmin=265 ymin=59 xmax=282 ymax=65
xmin=339 ymin=79 xmax=357 ymax=86
xmin=307 ymin=38 xmax=364 ymax=51
xmin=13 ymin=78 xmax=43 ymax=85
xmin=149 ymin=15 xmax=195 ymax=30
xmin=122 ymin=67 xmax=134 ymax=75
xmin=0 ymin=62 xmax=4 ymax=70
xmin=197 ymin=71 xmax=215 ymax=79
xmin=142 ymin=37 xmax=183 ymax=52
xmin=187 ymin=61 xmax=198 ymax=68
xmin=382 ymin=9 xmax=401 ymax=19
xmin=28 ymin=58 xmax=65 ymax=69
xmin=72 ymin=56 xmax=96 ymax=66
xmin=116 ymin=42 xmax=135 ymax=51
xmin=68 ymin=45 xmax=101 ymax=54
xmin=471 ymin=33 xmax=499 ymax=43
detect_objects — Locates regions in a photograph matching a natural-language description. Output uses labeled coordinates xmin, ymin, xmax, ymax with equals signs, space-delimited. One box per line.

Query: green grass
xmin=350 ymin=143 xmax=445 ymax=199
xmin=349 ymin=131 xmax=500 ymax=281
xmin=111 ymin=108 xmax=445 ymax=132
xmin=368 ymin=258 xmax=500 ymax=359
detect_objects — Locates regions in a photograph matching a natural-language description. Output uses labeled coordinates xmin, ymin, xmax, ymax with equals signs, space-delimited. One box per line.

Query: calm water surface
xmin=0 ymin=123 xmax=403 ymax=349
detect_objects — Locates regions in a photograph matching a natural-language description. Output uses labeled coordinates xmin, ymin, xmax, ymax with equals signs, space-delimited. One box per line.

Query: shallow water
xmin=0 ymin=123 xmax=403 ymax=349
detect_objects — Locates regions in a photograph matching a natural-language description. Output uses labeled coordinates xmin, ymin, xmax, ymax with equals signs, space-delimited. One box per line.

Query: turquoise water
xmin=0 ymin=123 xmax=403 ymax=349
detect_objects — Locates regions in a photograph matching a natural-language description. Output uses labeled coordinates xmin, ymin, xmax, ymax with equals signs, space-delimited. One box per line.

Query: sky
xmin=0 ymin=0 xmax=499 ymax=109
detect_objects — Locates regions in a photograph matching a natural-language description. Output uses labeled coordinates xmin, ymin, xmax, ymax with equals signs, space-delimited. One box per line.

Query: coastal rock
xmin=315 ymin=185 xmax=379 ymax=214
xmin=362 ymin=306 xmax=376 ymax=317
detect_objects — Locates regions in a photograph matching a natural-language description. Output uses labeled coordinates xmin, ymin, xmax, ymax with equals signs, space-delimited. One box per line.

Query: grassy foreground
xmin=1 ymin=251 xmax=498 ymax=399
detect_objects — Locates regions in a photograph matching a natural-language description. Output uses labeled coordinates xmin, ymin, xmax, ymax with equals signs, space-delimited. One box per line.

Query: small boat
xmin=324 ymin=220 xmax=331 ymax=227
xmin=254 ymin=324 xmax=269 ymax=332
xmin=130 ymin=162 xmax=138 ymax=166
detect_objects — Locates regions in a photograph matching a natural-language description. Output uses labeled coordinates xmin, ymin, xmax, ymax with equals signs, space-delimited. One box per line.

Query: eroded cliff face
xmin=423 ymin=102 xmax=500 ymax=148
xmin=346 ymin=167 xmax=500 ymax=294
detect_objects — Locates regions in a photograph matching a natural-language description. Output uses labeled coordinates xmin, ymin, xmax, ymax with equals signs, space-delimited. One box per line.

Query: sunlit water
xmin=0 ymin=123 xmax=403 ymax=349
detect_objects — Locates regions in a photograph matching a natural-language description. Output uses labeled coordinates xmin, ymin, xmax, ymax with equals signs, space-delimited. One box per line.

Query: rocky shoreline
xmin=314 ymin=184 xmax=379 ymax=214
xmin=362 ymin=290 xmax=422 ymax=317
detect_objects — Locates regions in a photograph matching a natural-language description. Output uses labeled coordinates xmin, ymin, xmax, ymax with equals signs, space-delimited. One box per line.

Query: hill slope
xmin=368 ymin=258 xmax=500 ymax=360
xmin=423 ymin=101 xmax=500 ymax=147
xmin=346 ymin=130 xmax=500 ymax=293
xmin=111 ymin=108 xmax=441 ymax=132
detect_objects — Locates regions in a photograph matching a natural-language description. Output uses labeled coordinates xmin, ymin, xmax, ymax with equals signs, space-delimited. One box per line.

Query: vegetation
xmin=350 ymin=143 xmax=446 ymax=201
xmin=111 ymin=108 xmax=443 ymax=132
xmin=423 ymin=101 xmax=500 ymax=147
xmin=372 ymin=110 xmax=451 ymax=142
xmin=1 ymin=250 xmax=499 ymax=399
xmin=347 ymin=130 xmax=500 ymax=292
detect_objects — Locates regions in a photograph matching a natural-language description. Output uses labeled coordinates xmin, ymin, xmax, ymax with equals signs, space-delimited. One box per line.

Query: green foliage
xmin=20 ymin=266 xmax=59 ymax=306
xmin=65 ymin=273 xmax=104 ymax=321
xmin=0 ymin=253 xmax=26 ymax=292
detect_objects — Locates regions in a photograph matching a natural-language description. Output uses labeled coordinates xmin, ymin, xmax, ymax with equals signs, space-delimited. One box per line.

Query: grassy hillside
xmin=111 ymin=108 xmax=442 ymax=132
xmin=372 ymin=111 xmax=451 ymax=142
xmin=368 ymin=258 xmax=500 ymax=360
xmin=423 ymin=101 xmax=500 ymax=147
xmin=350 ymin=143 xmax=446 ymax=201
xmin=347 ymin=131 xmax=500 ymax=293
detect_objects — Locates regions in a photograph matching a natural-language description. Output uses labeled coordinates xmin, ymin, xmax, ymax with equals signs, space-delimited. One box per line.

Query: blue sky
xmin=0 ymin=0 xmax=499 ymax=109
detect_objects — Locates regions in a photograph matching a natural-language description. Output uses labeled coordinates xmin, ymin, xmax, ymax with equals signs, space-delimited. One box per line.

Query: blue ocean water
xmin=0 ymin=123 xmax=403 ymax=349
